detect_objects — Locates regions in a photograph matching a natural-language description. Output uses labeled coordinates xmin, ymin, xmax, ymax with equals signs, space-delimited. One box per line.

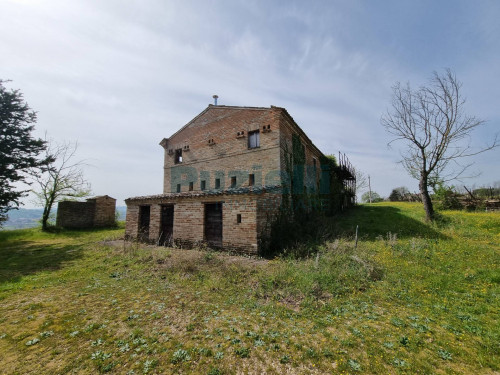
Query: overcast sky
xmin=1 ymin=0 xmax=499 ymax=207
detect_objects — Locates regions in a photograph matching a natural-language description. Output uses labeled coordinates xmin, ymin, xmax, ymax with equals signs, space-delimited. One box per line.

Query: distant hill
xmin=1 ymin=206 xmax=127 ymax=230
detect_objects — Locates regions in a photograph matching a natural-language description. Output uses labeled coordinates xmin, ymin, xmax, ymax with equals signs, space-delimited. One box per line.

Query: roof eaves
xmin=125 ymin=184 xmax=282 ymax=203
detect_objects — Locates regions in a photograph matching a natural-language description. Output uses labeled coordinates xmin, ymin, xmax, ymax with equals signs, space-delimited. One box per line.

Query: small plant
xmin=214 ymin=351 xmax=224 ymax=360
xmin=207 ymin=368 xmax=222 ymax=375
xmin=348 ymin=359 xmax=361 ymax=371
xmin=393 ymin=358 xmax=408 ymax=367
xmin=91 ymin=338 xmax=104 ymax=346
xmin=280 ymin=355 xmax=291 ymax=364
xmin=204 ymin=252 xmax=215 ymax=262
xmin=391 ymin=317 xmax=404 ymax=327
xmin=143 ymin=359 xmax=158 ymax=374
xmin=91 ymin=351 xmax=111 ymax=361
xmin=254 ymin=339 xmax=265 ymax=347
xmin=171 ymin=349 xmax=191 ymax=364
xmin=438 ymin=348 xmax=452 ymax=360
xmin=234 ymin=347 xmax=250 ymax=358
xmin=399 ymin=336 xmax=410 ymax=346
xmin=40 ymin=330 xmax=54 ymax=338
xmin=25 ymin=338 xmax=40 ymax=346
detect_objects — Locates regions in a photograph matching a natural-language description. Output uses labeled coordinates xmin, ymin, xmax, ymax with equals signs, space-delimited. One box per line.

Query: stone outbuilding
xmin=56 ymin=195 xmax=116 ymax=228
xmin=125 ymin=104 xmax=352 ymax=254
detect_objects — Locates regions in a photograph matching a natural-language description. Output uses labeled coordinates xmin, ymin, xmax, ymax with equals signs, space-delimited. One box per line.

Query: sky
xmin=1 ymin=0 xmax=499 ymax=207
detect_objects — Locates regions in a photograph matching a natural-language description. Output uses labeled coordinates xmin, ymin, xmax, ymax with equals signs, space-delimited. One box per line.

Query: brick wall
xmin=162 ymin=106 xmax=282 ymax=194
xmin=125 ymin=192 xmax=281 ymax=254
xmin=278 ymin=110 xmax=323 ymax=193
xmin=92 ymin=196 xmax=117 ymax=227
xmin=56 ymin=201 xmax=95 ymax=228
xmin=57 ymin=196 xmax=116 ymax=228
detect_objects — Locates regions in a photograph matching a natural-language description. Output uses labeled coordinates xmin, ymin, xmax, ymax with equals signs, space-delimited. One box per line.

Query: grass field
xmin=0 ymin=203 xmax=499 ymax=374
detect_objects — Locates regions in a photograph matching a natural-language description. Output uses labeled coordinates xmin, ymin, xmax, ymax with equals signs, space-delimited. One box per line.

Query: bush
xmin=389 ymin=187 xmax=409 ymax=201
xmin=433 ymin=184 xmax=463 ymax=210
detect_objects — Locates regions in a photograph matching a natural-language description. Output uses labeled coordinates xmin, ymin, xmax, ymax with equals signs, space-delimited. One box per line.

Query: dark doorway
xmin=138 ymin=205 xmax=151 ymax=242
xmin=204 ymin=202 xmax=223 ymax=248
xmin=159 ymin=204 xmax=174 ymax=246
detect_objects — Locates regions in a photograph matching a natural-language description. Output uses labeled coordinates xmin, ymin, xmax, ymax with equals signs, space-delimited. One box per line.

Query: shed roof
xmin=125 ymin=185 xmax=282 ymax=203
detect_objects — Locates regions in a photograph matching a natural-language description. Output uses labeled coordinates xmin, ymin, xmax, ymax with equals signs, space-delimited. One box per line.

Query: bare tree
xmin=381 ymin=69 xmax=498 ymax=221
xmin=355 ymin=169 xmax=368 ymax=192
xmin=32 ymin=139 xmax=91 ymax=230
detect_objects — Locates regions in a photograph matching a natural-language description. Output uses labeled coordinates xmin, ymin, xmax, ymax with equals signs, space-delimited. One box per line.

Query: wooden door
xmin=204 ymin=203 xmax=223 ymax=248
xmin=138 ymin=205 xmax=150 ymax=241
xmin=159 ymin=205 xmax=174 ymax=246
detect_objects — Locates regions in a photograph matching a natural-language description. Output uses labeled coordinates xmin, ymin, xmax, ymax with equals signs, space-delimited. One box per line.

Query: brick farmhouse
xmin=125 ymin=104 xmax=350 ymax=254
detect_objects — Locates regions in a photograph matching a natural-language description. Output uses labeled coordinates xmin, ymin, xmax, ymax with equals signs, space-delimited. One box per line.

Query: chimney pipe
xmin=212 ymin=95 xmax=218 ymax=105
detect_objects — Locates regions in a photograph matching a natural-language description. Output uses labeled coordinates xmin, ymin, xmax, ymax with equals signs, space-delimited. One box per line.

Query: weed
xmin=25 ymin=338 xmax=40 ymax=346
xmin=40 ymin=330 xmax=54 ymax=338
xmin=348 ymin=358 xmax=361 ymax=371
xmin=207 ymin=368 xmax=222 ymax=375
xmin=214 ymin=351 xmax=224 ymax=360
xmin=234 ymin=347 xmax=250 ymax=358
xmin=438 ymin=348 xmax=452 ymax=360
xmin=280 ymin=355 xmax=291 ymax=364
xmin=399 ymin=336 xmax=410 ymax=346
xmin=143 ymin=359 xmax=158 ymax=374
xmin=171 ymin=349 xmax=191 ymax=364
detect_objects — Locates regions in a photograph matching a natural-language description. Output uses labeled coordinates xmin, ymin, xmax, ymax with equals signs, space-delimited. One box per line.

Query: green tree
xmin=361 ymin=191 xmax=383 ymax=203
xmin=389 ymin=186 xmax=410 ymax=201
xmin=0 ymin=80 xmax=48 ymax=225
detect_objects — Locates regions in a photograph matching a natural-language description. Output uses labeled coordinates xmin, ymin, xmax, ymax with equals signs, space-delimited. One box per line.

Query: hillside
xmin=0 ymin=203 xmax=498 ymax=374
xmin=1 ymin=207 xmax=127 ymax=230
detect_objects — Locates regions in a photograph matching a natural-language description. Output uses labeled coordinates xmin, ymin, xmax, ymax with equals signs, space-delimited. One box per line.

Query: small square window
xmin=215 ymin=178 xmax=221 ymax=189
xmin=176 ymin=184 xmax=181 ymax=193
xmin=249 ymin=174 xmax=255 ymax=186
xmin=174 ymin=149 xmax=183 ymax=164
xmin=231 ymin=176 xmax=236 ymax=188
xmin=248 ymin=130 xmax=260 ymax=149
xmin=237 ymin=214 xmax=242 ymax=224
xmin=189 ymin=182 xmax=193 ymax=191
xmin=201 ymin=180 xmax=206 ymax=191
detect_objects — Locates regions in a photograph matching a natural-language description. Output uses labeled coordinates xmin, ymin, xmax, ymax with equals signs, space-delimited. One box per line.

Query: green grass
xmin=0 ymin=204 xmax=499 ymax=374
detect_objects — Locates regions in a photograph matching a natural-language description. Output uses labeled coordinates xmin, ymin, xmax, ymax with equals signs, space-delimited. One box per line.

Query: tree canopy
xmin=0 ymin=80 xmax=48 ymax=224
xmin=32 ymin=139 xmax=91 ymax=230
xmin=381 ymin=69 xmax=497 ymax=220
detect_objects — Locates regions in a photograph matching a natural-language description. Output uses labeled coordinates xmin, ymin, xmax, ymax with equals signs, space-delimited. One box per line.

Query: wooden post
xmin=368 ymin=175 xmax=372 ymax=203
xmin=355 ymin=225 xmax=359 ymax=249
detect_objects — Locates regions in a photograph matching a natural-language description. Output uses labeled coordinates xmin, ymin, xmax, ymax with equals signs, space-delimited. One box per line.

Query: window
xmin=249 ymin=174 xmax=255 ymax=186
xmin=231 ymin=176 xmax=237 ymax=188
xmin=176 ymin=184 xmax=181 ymax=193
xmin=189 ymin=182 xmax=193 ymax=191
xmin=248 ymin=130 xmax=260 ymax=149
xmin=174 ymin=149 xmax=182 ymax=164
xmin=215 ymin=178 xmax=221 ymax=189
xmin=201 ymin=180 xmax=206 ymax=190
xmin=237 ymin=214 xmax=242 ymax=224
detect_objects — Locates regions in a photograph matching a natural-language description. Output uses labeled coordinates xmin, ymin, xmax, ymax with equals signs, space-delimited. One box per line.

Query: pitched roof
xmin=160 ymin=104 xmax=325 ymax=158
